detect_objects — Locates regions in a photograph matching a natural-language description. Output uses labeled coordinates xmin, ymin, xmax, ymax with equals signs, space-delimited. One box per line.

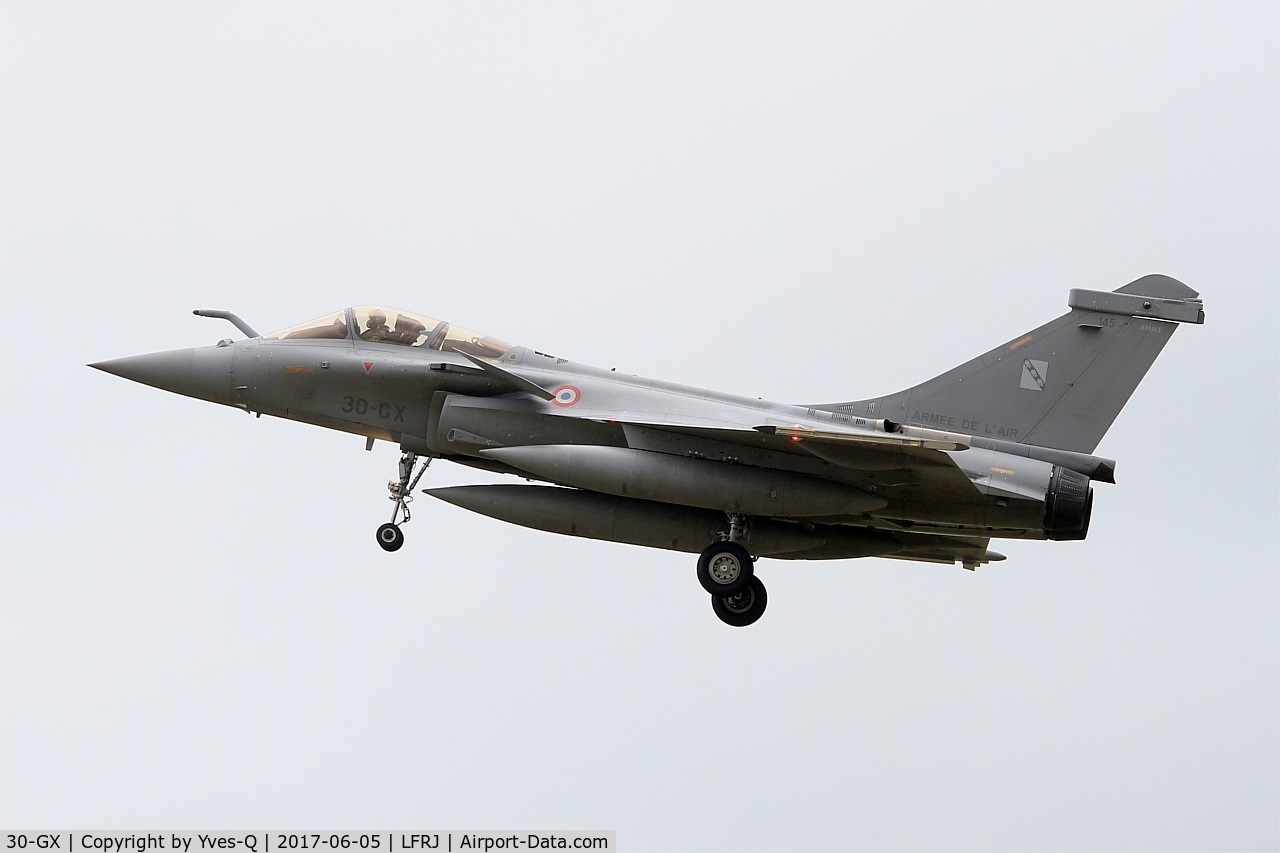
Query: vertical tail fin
xmin=813 ymin=274 xmax=1205 ymax=454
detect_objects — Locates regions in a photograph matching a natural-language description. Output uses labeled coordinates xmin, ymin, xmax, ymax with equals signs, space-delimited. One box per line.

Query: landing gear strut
xmin=699 ymin=513 xmax=768 ymax=626
xmin=377 ymin=451 xmax=431 ymax=552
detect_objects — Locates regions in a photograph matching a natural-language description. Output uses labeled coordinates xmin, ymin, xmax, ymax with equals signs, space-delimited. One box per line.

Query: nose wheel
xmin=377 ymin=450 xmax=431 ymax=552
xmin=376 ymin=522 xmax=405 ymax=552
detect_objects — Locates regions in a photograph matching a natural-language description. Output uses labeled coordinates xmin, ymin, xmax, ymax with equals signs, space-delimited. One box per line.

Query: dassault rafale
xmin=92 ymin=274 xmax=1204 ymax=626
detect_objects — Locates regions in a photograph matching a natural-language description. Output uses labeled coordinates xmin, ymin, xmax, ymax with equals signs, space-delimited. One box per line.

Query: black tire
xmin=711 ymin=575 xmax=768 ymax=627
xmin=696 ymin=541 xmax=754 ymax=595
xmin=376 ymin=522 xmax=404 ymax=552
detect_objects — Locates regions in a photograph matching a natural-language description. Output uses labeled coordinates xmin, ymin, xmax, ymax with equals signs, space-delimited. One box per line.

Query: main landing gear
xmin=712 ymin=576 xmax=768 ymax=628
xmin=377 ymin=451 xmax=432 ymax=552
xmin=699 ymin=514 xmax=768 ymax=627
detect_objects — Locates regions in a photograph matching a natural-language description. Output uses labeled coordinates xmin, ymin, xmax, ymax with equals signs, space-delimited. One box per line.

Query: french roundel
xmin=551 ymin=385 xmax=581 ymax=407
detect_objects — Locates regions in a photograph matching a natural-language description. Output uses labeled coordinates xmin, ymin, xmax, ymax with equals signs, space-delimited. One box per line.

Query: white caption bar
xmin=1 ymin=833 xmax=616 ymax=853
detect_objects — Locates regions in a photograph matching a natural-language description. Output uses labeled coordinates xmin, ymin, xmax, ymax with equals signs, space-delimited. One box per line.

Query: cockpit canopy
xmin=263 ymin=306 xmax=513 ymax=359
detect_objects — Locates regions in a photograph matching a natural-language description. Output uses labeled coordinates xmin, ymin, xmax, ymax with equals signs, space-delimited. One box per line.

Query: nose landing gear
xmin=377 ymin=450 xmax=432 ymax=552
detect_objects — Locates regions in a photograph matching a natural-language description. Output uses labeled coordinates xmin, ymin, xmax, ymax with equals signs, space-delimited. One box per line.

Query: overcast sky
xmin=2 ymin=3 xmax=1276 ymax=850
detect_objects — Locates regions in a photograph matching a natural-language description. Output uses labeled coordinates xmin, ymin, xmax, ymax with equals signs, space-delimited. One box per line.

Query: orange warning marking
xmin=1009 ymin=335 xmax=1033 ymax=351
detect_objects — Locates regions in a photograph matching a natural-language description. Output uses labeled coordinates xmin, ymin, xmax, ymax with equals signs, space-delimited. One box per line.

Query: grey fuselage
xmin=155 ymin=331 xmax=1063 ymax=548
xmin=91 ymin=278 xmax=1205 ymax=615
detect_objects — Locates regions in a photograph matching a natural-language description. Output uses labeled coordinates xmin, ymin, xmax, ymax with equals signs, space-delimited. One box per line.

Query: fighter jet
xmin=91 ymin=274 xmax=1204 ymax=626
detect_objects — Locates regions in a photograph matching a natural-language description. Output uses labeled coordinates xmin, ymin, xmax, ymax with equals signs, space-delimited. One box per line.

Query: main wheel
xmin=376 ymin=522 xmax=405 ymax=552
xmin=712 ymin=576 xmax=768 ymax=627
xmin=697 ymin=541 xmax=754 ymax=596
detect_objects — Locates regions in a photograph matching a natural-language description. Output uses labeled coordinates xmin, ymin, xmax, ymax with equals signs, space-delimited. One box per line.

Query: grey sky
xmin=2 ymin=3 xmax=1276 ymax=850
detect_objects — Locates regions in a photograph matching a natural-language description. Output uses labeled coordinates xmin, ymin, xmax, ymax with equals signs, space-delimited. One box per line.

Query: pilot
xmin=360 ymin=309 xmax=392 ymax=342
xmin=390 ymin=315 xmax=427 ymax=345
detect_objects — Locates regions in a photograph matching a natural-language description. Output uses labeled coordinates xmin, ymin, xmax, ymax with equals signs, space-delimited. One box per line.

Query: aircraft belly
xmin=481 ymin=445 xmax=888 ymax=518
xmin=426 ymin=485 xmax=904 ymax=559
xmin=859 ymin=498 xmax=1046 ymax=539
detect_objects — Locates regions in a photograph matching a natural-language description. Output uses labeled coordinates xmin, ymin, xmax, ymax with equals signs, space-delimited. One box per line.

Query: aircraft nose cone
xmin=90 ymin=346 xmax=232 ymax=405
